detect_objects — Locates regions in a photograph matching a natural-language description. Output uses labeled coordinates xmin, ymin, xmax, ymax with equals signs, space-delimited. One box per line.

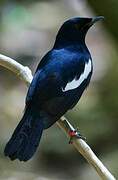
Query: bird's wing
xmin=62 ymin=58 xmax=92 ymax=92
xmin=42 ymin=58 xmax=92 ymax=118
xmin=26 ymin=68 xmax=61 ymax=106
xmin=26 ymin=50 xmax=90 ymax=110
xmin=25 ymin=50 xmax=92 ymax=129
xmin=25 ymin=51 xmax=60 ymax=105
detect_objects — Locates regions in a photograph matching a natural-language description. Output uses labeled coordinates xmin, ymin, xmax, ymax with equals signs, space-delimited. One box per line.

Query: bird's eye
xmin=74 ymin=24 xmax=80 ymax=30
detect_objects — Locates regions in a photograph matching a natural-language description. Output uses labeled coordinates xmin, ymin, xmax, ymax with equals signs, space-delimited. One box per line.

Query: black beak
xmin=90 ymin=16 xmax=104 ymax=26
xmin=81 ymin=16 xmax=104 ymax=31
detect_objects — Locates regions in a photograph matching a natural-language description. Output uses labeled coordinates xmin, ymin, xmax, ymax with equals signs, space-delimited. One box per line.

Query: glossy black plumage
xmin=4 ymin=16 xmax=104 ymax=161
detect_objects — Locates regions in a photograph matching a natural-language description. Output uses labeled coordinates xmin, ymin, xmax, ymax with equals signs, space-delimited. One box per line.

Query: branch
xmin=0 ymin=54 xmax=116 ymax=180
xmin=0 ymin=54 xmax=33 ymax=85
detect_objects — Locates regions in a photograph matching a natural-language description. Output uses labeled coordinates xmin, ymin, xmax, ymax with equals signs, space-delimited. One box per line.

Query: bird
xmin=4 ymin=16 xmax=104 ymax=161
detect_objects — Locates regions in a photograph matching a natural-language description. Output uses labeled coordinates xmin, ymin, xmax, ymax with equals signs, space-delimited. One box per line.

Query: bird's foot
xmin=68 ymin=128 xmax=86 ymax=144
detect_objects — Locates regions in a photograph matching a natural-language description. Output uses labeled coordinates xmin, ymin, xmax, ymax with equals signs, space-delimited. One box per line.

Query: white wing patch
xmin=62 ymin=60 xmax=92 ymax=92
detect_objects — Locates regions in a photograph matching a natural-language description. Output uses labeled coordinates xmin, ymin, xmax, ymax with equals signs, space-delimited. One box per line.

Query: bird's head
xmin=54 ymin=16 xmax=104 ymax=48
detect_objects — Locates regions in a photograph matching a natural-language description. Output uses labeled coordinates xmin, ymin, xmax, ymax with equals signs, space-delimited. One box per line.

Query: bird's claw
xmin=68 ymin=129 xmax=86 ymax=144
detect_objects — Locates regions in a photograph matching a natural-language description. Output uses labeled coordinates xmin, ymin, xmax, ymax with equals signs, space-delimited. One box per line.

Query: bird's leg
xmin=68 ymin=127 xmax=86 ymax=144
xmin=57 ymin=117 xmax=86 ymax=144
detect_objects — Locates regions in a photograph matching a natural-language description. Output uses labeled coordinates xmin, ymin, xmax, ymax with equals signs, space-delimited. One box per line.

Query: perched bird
xmin=4 ymin=16 xmax=104 ymax=161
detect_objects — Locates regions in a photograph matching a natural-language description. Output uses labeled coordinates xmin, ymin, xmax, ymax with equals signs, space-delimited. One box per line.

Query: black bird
xmin=4 ymin=16 xmax=104 ymax=161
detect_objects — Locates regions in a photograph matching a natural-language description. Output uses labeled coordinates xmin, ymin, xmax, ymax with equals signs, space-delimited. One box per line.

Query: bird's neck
xmin=53 ymin=39 xmax=90 ymax=55
xmin=53 ymin=31 xmax=87 ymax=49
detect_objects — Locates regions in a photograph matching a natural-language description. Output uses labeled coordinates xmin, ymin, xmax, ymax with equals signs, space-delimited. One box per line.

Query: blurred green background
xmin=0 ymin=0 xmax=118 ymax=179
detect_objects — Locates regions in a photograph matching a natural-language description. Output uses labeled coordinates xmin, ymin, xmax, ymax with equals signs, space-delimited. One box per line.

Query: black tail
xmin=4 ymin=106 xmax=44 ymax=161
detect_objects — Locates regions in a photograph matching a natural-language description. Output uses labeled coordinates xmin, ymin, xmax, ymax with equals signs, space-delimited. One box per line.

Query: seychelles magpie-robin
xmin=4 ymin=16 xmax=104 ymax=161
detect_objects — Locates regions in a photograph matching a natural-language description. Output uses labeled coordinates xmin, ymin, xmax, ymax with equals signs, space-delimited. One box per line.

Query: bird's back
xmin=25 ymin=46 xmax=92 ymax=129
